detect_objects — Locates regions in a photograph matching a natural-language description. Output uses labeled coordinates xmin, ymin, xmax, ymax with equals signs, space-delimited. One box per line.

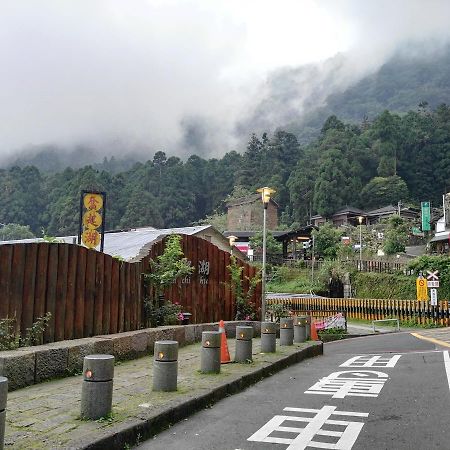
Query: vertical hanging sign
xmin=78 ymin=191 xmax=106 ymax=251
xmin=421 ymin=201 xmax=430 ymax=232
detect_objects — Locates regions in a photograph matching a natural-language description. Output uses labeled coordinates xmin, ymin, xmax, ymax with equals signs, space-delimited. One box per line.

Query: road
xmin=137 ymin=332 xmax=450 ymax=449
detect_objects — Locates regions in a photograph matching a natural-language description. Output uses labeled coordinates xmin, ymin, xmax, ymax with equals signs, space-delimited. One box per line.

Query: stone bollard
xmin=81 ymin=354 xmax=114 ymax=420
xmin=280 ymin=318 xmax=294 ymax=346
xmin=200 ymin=331 xmax=221 ymax=373
xmin=235 ymin=326 xmax=253 ymax=363
xmin=294 ymin=316 xmax=308 ymax=343
xmin=153 ymin=341 xmax=178 ymax=392
xmin=260 ymin=321 xmax=277 ymax=353
xmin=0 ymin=377 xmax=7 ymax=450
xmin=305 ymin=315 xmax=311 ymax=340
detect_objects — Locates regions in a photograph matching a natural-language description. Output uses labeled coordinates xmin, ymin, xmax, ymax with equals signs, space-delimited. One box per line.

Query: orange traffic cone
xmin=218 ymin=320 xmax=231 ymax=363
xmin=310 ymin=320 xmax=319 ymax=341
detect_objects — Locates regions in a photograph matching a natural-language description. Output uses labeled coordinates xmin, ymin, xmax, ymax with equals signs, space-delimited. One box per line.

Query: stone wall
xmin=0 ymin=321 xmax=262 ymax=391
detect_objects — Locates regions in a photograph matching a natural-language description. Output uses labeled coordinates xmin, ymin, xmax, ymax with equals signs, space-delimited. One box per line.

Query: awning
xmin=429 ymin=233 xmax=450 ymax=243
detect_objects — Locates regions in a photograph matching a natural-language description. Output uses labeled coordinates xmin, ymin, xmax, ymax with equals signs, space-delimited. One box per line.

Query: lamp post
xmin=358 ymin=216 xmax=364 ymax=266
xmin=257 ymin=187 xmax=275 ymax=322
xmin=228 ymin=235 xmax=237 ymax=256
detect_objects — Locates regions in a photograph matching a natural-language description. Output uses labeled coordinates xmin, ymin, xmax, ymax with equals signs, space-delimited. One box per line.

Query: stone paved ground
xmin=5 ymin=338 xmax=316 ymax=449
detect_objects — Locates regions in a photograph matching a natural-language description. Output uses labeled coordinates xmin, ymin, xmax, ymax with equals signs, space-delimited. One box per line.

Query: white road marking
xmin=248 ymin=405 xmax=368 ymax=449
xmin=444 ymin=351 xmax=450 ymax=392
xmin=340 ymin=355 xmax=401 ymax=368
xmin=305 ymin=370 xmax=388 ymax=399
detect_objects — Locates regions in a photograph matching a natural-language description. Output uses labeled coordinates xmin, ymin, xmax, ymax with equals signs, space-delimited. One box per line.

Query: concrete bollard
xmin=200 ymin=331 xmax=221 ymax=373
xmin=0 ymin=377 xmax=7 ymax=450
xmin=235 ymin=326 xmax=253 ymax=363
xmin=260 ymin=321 xmax=277 ymax=353
xmin=294 ymin=316 xmax=307 ymax=343
xmin=280 ymin=318 xmax=294 ymax=346
xmin=305 ymin=315 xmax=311 ymax=340
xmin=153 ymin=340 xmax=178 ymax=392
xmin=81 ymin=354 xmax=114 ymax=420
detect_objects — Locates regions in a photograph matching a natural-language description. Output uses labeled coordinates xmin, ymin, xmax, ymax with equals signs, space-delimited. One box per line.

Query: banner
xmin=314 ymin=313 xmax=346 ymax=331
xmin=421 ymin=201 xmax=431 ymax=231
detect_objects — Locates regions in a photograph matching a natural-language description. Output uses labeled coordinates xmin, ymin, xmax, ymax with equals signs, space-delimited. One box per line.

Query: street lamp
xmin=358 ymin=216 xmax=364 ymax=265
xmin=228 ymin=235 xmax=237 ymax=256
xmin=257 ymin=186 xmax=276 ymax=321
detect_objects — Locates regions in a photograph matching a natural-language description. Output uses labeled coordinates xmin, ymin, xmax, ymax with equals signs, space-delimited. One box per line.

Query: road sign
xmin=416 ymin=278 xmax=428 ymax=301
xmin=426 ymin=270 xmax=439 ymax=281
xmin=427 ymin=280 xmax=439 ymax=288
xmin=430 ymin=288 xmax=438 ymax=306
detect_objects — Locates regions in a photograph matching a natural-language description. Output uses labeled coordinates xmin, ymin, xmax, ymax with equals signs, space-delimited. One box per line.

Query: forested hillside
xmin=1 ymin=105 xmax=449 ymax=237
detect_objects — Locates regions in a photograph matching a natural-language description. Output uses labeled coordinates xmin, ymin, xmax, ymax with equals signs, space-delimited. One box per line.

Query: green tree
xmin=313 ymin=149 xmax=349 ymax=217
xmin=360 ymin=175 xmax=409 ymax=209
xmin=383 ymin=215 xmax=409 ymax=255
xmin=0 ymin=223 xmax=35 ymax=240
xmin=249 ymin=231 xmax=282 ymax=254
xmin=312 ymin=223 xmax=343 ymax=259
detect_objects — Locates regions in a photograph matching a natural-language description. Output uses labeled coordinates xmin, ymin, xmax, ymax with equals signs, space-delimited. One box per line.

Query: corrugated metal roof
xmin=0 ymin=225 xmax=212 ymax=261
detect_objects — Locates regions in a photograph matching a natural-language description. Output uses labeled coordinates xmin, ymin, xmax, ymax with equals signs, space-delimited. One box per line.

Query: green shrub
xmin=0 ymin=313 xmax=52 ymax=350
xmin=352 ymin=272 xmax=415 ymax=299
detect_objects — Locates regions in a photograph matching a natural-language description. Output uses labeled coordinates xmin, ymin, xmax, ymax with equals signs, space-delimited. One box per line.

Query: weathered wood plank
xmin=44 ymin=244 xmax=59 ymax=343
xmin=64 ymin=244 xmax=78 ymax=340
xmin=54 ymin=244 xmax=69 ymax=341
xmin=102 ymin=255 xmax=112 ymax=334
xmin=10 ymin=244 xmax=26 ymax=334
xmin=93 ymin=252 xmax=105 ymax=336
xmin=74 ymin=247 xmax=87 ymax=339
xmin=21 ymin=243 xmax=38 ymax=333
xmin=83 ymin=249 xmax=97 ymax=337
xmin=0 ymin=245 xmax=13 ymax=319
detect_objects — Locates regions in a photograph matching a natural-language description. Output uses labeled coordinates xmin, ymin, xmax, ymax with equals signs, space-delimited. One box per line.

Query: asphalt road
xmin=137 ymin=332 xmax=449 ymax=449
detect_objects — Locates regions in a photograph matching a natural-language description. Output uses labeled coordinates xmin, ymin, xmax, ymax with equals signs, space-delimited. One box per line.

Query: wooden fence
xmin=0 ymin=243 xmax=142 ymax=342
xmin=0 ymin=235 xmax=261 ymax=343
xmin=258 ymin=257 xmax=407 ymax=273
xmin=267 ymin=297 xmax=450 ymax=326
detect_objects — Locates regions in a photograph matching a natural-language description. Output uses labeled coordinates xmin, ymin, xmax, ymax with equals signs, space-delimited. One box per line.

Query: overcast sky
xmin=1 ymin=0 xmax=450 ymax=160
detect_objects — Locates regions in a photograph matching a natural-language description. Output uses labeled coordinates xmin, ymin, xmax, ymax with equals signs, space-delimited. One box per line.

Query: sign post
xmin=426 ymin=270 xmax=440 ymax=321
xmin=78 ymin=191 xmax=106 ymax=252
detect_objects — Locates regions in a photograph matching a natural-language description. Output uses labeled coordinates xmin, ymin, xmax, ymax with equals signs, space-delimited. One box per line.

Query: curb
xmin=79 ymin=342 xmax=323 ymax=449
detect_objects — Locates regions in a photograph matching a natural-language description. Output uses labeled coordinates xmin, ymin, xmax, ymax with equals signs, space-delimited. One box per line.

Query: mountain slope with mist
xmin=253 ymin=45 xmax=450 ymax=143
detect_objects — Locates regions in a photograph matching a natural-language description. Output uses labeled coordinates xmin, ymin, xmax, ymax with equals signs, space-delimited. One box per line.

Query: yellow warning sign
xmin=416 ymin=277 xmax=428 ymax=301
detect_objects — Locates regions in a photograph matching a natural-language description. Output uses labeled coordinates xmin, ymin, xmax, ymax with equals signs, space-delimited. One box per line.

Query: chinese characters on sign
xmin=78 ymin=191 xmax=106 ymax=251
xmin=198 ymin=259 xmax=210 ymax=285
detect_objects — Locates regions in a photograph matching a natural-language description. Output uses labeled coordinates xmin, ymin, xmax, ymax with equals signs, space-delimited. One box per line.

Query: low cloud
xmin=1 ymin=0 xmax=450 ymax=163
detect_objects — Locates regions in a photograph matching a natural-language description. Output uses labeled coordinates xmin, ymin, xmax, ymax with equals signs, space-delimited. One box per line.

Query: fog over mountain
xmin=1 ymin=0 xmax=450 ymax=166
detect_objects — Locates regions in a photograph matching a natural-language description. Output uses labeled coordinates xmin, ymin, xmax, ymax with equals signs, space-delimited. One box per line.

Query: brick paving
xmin=4 ymin=338 xmax=316 ymax=449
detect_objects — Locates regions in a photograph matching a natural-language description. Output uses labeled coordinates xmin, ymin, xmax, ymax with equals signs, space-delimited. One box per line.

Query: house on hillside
xmin=310 ymin=206 xmax=366 ymax=227
xmin=366 ymin=205 xmax=419 ymax=224
xmin=429 ymin=216 xmax=450 ymax=254
xmin=226 ymin=194 xmax=278 ymax=231
xmin=310 ymin=204 xmax=420 ymax=228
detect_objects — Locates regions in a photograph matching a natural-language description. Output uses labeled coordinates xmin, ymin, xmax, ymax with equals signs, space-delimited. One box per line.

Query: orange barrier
xmin=310 ymin=320 xmax=319 ymax=341
xmin=218 ymin=320 xmax=231 ymax=363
